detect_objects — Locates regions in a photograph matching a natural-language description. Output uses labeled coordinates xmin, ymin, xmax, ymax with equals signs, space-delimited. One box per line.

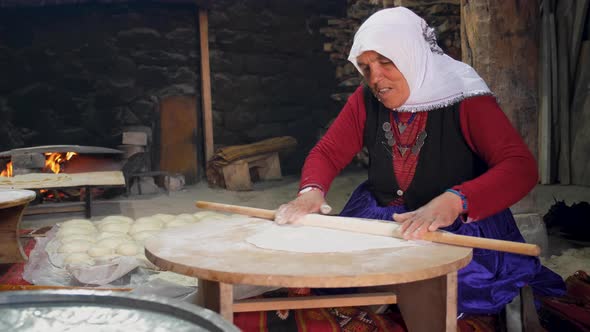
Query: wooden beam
xmin=0 ymin=171 xmax=125 ymax=189
xmin=233 ymin=292 xmax=397 ymax=312
xmin=23 ymin=202 xmax=85 ymax=216
xmin=538 ymin=0 xmax=552 ymax=184
xmin=569 ymin=0 xmax=589 ymax=79
xmin=549 ymin=13 xmax=558 ymax=183
xmin=556 ymin=1 xmax=571 ymax=184
xmin=199 ymin=9 xmax=214 ymax=164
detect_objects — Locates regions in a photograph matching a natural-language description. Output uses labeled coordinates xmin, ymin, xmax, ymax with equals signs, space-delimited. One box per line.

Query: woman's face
xmin=356 ymin=51 xmax=410 ymax=109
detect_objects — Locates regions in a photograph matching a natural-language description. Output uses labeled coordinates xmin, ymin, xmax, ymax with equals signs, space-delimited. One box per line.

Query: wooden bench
xmin=221 ymin=153 xmax=281 ymax=191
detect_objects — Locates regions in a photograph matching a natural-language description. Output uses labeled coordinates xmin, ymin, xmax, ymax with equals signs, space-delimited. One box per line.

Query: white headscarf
xmin=348 ymin=7 xmax=492 ymax=112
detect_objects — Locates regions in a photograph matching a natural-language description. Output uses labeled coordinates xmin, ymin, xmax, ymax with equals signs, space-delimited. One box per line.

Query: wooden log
xmin=461 ymin=0 xmax=540 ymax=159
xmin=206 ymin=137 xmax=295 ymax=188
xmin=195 ymin=201 xmax=542 ymax=256
xmin=211 ymin=136 xmax=297 ymax=164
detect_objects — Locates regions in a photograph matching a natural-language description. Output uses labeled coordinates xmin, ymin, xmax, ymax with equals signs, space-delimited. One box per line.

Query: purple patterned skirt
xmin=338 ymin=181 xmax=566 ymax=315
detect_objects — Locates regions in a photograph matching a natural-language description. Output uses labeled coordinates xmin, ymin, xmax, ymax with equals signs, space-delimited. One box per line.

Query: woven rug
xmin=233 ymin=289 xmax=499 ymax=332
xmin=0 ymin=235 xmax=35 ymax=285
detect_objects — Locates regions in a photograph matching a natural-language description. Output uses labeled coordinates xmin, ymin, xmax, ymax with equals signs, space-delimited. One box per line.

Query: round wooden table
xmin=145 ymin=217 xmax=472 ymax=331
xmin=0 ymin=189 xmax=36 ymax=263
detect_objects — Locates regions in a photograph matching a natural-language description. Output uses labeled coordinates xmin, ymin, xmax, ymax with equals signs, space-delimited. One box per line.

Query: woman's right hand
xmin=274 ymin=190 xmax=327 ymax=224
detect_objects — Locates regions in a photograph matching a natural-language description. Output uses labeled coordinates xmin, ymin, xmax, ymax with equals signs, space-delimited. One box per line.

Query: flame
xmin=43 ymin=152 xmax=77 ymax=174
xmin=0 ymin=161 xmax=12 ymax=177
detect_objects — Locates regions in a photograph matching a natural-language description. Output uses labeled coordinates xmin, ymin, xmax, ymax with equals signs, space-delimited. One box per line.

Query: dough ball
xmin=152 ymin=214 xmax=175 ymax=222
xmin=166 ymin=219 xmax=193 ymax=229
xmin=116 ymin=242 xmax=141 ymax=256
xmin=87 ymin=246 xmax=114 ymax=258
xmin=63 ymin=253 xmax=95 ymax=266
xmin=58 ymin=240 xmax=92 ymax=253
xmin=101 ymin=215 xmax=134 ymax=224
xmin=129 ymin=222 xmax=162 ymax=235
xmin=62 ymin=219 xmax=94 ymax=228
xmin=60 ymin=234 xmax=96 ymax=244
xmin=132 ymin=230 xmax=158 ymax=243
xmin=96 ymin=237 xmax=129 ymax=249
xmin=175 ymin=213 xmax=196 ymax=222
xmin=60 ymin=223 xmax=96 ymax=233
xmin=57 ymin=227 xmax=96 ymax=239
xmin=97 ymin=232 xmax=131 ymax=241
xmin=98 ymin=223 xmax=130 ymax=234
xmin=134 ymin=217 xmax=163 ymax=226
xmin=96 ymin=219 xmax=129 ymax=229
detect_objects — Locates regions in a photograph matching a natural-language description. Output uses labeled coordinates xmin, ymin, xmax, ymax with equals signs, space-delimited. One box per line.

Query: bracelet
xmin=445 ymin=189 xmax=468 ymax=213
xmin=298 ymin=186 xmax=324 ymax=197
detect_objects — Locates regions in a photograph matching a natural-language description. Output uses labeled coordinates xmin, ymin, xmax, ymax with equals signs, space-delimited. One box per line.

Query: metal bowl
xmin=0 ymin=290 xmax=239 ymax=332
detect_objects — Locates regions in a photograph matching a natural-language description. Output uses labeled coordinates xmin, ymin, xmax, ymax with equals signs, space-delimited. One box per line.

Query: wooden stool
xmin=221 ymin=153 xmax=281 ymax=191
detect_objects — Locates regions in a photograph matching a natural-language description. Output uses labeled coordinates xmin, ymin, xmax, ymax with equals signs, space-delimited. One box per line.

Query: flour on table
xmin=246 ymin=224 xmax=417 ymax=253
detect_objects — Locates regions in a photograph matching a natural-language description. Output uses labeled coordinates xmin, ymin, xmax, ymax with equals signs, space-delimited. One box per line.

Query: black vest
xmin=363 ymin=86 xmax=487 ymax=210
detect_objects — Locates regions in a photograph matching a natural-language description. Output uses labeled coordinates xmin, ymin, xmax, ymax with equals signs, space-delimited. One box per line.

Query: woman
xmin=275 ymin=7 xmax=565 ymax=315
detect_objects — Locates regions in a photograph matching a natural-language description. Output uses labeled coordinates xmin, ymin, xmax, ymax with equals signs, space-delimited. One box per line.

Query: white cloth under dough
xmin=246 ymin=224 xmax=417 ymax=253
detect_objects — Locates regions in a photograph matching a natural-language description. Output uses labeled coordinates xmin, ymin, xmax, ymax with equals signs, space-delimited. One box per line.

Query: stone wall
xmin=0 ymin=3 xmax=200 ymax=151
xmin=0 ymin=1 xmax=344 ymax=174
xmin=207 ymin=0 xmax=343 ymax=172
xmin=0 ymin=0 xmax=461 ymax=176
xmin=320 ymin=0 xmax=461 ymax=106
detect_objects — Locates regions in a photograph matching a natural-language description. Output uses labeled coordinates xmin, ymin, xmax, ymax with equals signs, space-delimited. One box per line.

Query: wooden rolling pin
xmin=195 ymin=200 xmax=541 ymax=256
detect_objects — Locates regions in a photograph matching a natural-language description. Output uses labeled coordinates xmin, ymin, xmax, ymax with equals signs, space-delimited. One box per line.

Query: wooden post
xmin=199 ymin=9 xmax=214 ymax=164
xmin=538 ymin=0 xmax=551 ymax=184
xmin=461 ymin=0 xmax=540 ymax=160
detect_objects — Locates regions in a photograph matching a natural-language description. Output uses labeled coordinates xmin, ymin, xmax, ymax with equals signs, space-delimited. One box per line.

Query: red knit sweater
xmin=300 ymin=86 xmax=538 ymax=221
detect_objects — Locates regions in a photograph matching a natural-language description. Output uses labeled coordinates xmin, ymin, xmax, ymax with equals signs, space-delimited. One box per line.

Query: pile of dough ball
xmin=56 ymin=211 xmax=234 ymax=267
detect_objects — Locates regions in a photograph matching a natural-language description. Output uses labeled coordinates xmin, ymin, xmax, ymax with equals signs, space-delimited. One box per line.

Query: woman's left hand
xmin=392 ymin=192 xmax=463 ymax=240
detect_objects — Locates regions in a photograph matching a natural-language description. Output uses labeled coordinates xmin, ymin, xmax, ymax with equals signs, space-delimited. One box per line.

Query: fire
xmin=0 ymin=161 xmax=12 ymax=177
xmin=44 ymin=152 xmax=77 ymax=174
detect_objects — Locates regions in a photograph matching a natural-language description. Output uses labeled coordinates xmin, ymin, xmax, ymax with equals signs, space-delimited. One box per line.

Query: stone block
xmin=130 ymin=176 xmax=160 ymax=195
xmin=164 ymin=174 xmax=185 ymax=192
xmin=11 ymin=153 xmax=45 ymax=169
xmin=514 ymin=213 xmax=549 ymax=255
